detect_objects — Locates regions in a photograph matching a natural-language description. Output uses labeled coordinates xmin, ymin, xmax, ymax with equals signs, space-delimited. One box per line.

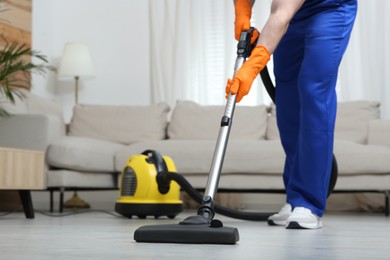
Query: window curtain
xmin=149 ymin=0 xmax=390 ymax=118
xmin=149 ymin=0 xmax=237 ymax=107
xmin=338 ymin=0 xmax=390 ymax=119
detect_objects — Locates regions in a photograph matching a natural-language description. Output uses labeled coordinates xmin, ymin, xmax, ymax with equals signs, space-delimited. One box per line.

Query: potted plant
xmin=0 ymin=39 xmax=49 ymax=116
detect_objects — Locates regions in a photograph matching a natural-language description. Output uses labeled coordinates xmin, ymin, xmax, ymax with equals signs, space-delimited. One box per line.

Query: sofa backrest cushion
xmin=68 ymin=102 xmax=170 ymax=144
xmin=27 ymin=93 xmax=63 ymax=117
xmin=335 ymin=100 xmax=380 ymax=143
xmin=266 ymin=100 xmax=380 ymax=144
xmin=168 ymin=100 xmax=268 ymax=140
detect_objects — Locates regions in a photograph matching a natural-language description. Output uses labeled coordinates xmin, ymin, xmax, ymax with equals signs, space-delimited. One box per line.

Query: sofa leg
xmin=59 ymin=187 xmax=65 ymax=213
xmin=50 ymin=190 xmax=54 ymax=213
xmin=385 ymin=191 xmax=389 ymax=217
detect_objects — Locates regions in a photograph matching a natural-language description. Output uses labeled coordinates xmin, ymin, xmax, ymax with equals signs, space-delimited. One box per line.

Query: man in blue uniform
xmin=227 ymin=0 xmax=357 ymax=229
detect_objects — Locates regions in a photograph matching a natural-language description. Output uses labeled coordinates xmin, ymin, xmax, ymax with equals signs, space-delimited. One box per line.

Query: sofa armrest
xmin=367 ymin=119 xmax=390 ymax=147
xmin=0 ymin=114 xmax=65 ymax=151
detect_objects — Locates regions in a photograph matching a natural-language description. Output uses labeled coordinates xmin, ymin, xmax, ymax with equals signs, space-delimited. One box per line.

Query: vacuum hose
xmin=165 ymin=172 xmax=274 ymax=221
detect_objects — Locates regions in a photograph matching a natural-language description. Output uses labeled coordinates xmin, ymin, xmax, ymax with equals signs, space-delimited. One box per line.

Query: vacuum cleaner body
xmin=115 ymin=151 xmax=183 ymax=219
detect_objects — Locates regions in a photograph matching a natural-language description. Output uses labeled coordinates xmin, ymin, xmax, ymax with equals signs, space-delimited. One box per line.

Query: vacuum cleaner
xmin=115 ymin=150 xmax=183 ymax=219
xmin=119 ymin=28 xmax=338 ymax=244
xmin=116 ymin=149 xmax=296 ymax=221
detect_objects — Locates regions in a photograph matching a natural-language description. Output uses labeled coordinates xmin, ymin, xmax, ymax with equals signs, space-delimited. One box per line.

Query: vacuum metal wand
xmin=198 ymin=29 xmax=254 ymax=221
xmin=204 ymin=57 xmax=244 ymax=200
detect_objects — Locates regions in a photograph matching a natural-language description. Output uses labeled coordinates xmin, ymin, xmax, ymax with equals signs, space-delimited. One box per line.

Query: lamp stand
xmin=64 ymin=191 xmax=90 ymax=209
xmin=74 ymin=75 xmax=79 ymax=104
xmin=64 ymin=76 xmax=90 ymax=209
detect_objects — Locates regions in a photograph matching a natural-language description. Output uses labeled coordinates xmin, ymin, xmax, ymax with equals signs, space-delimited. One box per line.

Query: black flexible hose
xmin=165 ymin=172 xmax=275 ymax=221
xmin=260 ymin=66 xmax=276 ymax=103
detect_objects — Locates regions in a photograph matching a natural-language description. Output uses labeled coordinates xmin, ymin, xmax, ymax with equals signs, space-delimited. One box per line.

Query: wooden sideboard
xmin=0 ymin=147 xmax=45 ymax=218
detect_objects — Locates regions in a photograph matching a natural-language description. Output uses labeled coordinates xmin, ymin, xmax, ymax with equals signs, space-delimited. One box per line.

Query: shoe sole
xmin=267 ymin=219 xmax=287 ymax=226
xmin=286 ymin=221 xmax=322 ymax=229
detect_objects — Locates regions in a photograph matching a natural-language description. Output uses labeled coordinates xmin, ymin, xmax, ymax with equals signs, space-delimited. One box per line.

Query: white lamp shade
xmin=58 ymin=43 xmax=96 ymax=80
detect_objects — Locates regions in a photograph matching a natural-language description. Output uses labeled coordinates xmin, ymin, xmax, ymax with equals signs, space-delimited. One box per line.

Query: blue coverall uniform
xmin=273 ymin=0 xmax=358 ymax=216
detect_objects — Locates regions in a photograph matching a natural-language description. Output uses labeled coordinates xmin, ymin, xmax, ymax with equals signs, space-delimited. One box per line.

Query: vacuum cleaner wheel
xmin=115 ymin=202 xmax=182 ymax=219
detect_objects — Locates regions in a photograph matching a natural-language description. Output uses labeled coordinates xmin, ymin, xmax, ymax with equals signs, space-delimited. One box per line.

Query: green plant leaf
xmin=0 ymin=38 xmax=50 ymax=115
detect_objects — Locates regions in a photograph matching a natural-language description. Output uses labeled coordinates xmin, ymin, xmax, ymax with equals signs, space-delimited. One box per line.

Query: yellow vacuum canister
xmin=115 ymin=150 xmax=183 ymax=219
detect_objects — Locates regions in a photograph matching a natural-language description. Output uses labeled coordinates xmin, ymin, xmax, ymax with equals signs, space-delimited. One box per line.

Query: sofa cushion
xmin=47 ymin=170 xmax=118 ymax=188
xmin=115 ymin=139 xmax=390 ymax=177
xmin=47 ymin=136 xmax=127 ymax=172
xmin=114 ymin=139 xmax=390 ymax=191
xmin=266 ymin=101 xmax=380 ymax=144
xmin=68 ymin=102 xmax=170 ymax=144
xmin=368 ymin=119 xmax=390 ymax=146
xmin=167 ymin=100 xmax=268 ymax=140
xmin=334 ymin=140 xmax=390 ymax=175
xmin=114 ymin=139 xmax=286 ymax=174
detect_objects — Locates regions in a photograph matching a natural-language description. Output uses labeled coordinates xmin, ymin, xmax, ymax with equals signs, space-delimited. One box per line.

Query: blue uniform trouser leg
xmin=273 ymin=1 xmax=357 ymax=217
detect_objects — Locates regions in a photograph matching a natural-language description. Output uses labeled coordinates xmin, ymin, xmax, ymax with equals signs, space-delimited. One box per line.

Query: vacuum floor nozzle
xmin=134 ymin=223 xmax=239 ymax=244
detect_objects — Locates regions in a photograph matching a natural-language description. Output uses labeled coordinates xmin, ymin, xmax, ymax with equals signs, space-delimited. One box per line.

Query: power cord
xmin=36 ymin=209 xmax=126 ymax=218
xmin=0 ymin=209 xmax=126 ymax=218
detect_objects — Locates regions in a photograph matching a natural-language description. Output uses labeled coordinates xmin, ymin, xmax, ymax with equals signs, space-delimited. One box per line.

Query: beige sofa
xmin=1 ymin=93 xmax=390 ymax=214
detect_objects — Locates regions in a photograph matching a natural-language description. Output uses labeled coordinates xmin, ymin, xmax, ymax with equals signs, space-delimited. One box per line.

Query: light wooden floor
xmin=0 ymin=210 xmax=389 ymax=259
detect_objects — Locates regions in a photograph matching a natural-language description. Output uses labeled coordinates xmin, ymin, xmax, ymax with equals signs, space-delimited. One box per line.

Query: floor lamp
xmin=58 ymin=43 xmax=96 ymax=209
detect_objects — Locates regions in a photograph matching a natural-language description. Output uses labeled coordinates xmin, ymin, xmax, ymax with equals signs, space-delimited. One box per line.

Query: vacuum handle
xmin=237 ymin=27 xmax=258 ymax=58
xmin=223 ymin=27 xmax=257 ymax=125
xmin=225 ymin=26 xmax=257 ymax=117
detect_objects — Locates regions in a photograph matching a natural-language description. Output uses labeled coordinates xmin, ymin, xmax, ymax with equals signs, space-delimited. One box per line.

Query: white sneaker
xmin=286 ymin=207 xmax=322 ymax=229
xmin=267 ymin=203 xmax=292 ymax=226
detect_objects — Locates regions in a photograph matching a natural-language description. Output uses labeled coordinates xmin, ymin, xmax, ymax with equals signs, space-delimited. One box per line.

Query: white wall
xmin=32 ymin=0 xmax=150 ymax=123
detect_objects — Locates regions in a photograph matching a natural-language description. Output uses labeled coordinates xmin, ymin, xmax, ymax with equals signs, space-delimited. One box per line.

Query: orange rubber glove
xmin=235 ymin=0 xmax=259 ymax=44
xmin=226 ymin=46 xmax=270 ymax=103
